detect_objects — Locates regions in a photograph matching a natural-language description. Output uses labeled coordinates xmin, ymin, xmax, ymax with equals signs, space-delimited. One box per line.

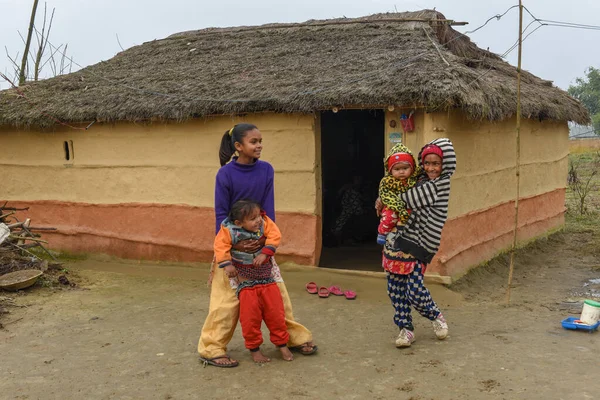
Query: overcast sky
xmin=1 ymin=0 xmax=599 ymax=91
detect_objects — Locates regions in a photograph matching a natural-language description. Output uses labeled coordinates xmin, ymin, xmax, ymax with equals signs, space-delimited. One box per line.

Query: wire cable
xmin=501 ymin=22 xmax=544 ymax=58
xmin=538 ymin=19 xmax=600 ymax=30
xmin=569 ymin=129 xmax=598 ymax=138
xmin=462 ymin=5 xmax=519 ymax=35
xmin=540 ymin=23 xmax=600 ymax=32
xmin=427 ymin=20 xmax=546 ymax=114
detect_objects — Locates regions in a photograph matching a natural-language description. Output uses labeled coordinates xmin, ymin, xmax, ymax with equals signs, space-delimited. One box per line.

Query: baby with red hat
xmin=376 ymin=144 xmax=420 ymax=245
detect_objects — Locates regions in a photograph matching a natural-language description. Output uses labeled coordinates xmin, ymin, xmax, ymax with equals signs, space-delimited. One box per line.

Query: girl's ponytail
xmin=219 ymin=129 xmax=236 ymax=166
xmin=218 ymin=123 xmax=258 ymax=166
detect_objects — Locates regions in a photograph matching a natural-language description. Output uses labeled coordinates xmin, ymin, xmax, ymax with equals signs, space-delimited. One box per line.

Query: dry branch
xmin=8 ymin=235 xmax=48 ymax=244
xmin=0 ymin=211 xmax=16 ymax=220
xmin=1 ymin=202 xmax=59 ymax=265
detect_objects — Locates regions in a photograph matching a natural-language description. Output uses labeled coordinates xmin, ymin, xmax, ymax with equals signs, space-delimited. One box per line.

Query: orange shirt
xmin=214 ymin=215 xmax=281 ymax=268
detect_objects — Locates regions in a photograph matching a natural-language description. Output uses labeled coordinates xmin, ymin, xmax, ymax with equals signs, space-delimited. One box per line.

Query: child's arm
xmin=400 ymin=180 xmax=439 ymax=210
xmin=253 ymin=216 xmax=281 ymax=266
xmin=378 ymin=208 xmax=398 ymax=235
xmin=377 ymin=177 xmax=387 ymax=206
xmin=262 ymin=216 xmax=281 ymax=255
xmin=379 ymin=176 xmax=408 ymax=213
xmin=214 ymin=226 xmax=236 ymax=276
xmin=214 ymin=227 xmax=237 ymax=277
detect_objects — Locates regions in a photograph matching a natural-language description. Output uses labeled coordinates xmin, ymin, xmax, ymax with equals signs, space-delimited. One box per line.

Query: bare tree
xmin=33 ymin=3 xmax=55 ymax=81
xmin=4 ymin=1 xmax=71 ymax=87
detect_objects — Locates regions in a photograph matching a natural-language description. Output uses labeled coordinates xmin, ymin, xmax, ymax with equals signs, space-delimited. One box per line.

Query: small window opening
xmin=69 ymin=140 xmax=74 ymax=160
xmin=63 ymin=141 xmax=70 ymax=161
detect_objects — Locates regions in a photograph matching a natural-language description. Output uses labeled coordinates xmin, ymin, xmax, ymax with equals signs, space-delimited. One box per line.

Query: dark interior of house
xmin=319 ymin=109 xmax=385 ymax=271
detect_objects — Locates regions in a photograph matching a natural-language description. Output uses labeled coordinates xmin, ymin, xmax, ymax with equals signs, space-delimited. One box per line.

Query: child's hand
xmin=224 ymin=265 xmax=237 ymax=278
xmin=253 ymin=254 xmax=268 ymax=267
xmin=374 ymin=197 xmax=383 ymax=217
xmin=232 ymin=239 xmax=261 ymax=253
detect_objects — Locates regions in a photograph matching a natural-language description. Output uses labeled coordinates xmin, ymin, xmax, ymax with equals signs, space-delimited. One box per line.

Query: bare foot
xmin=279 ymin=346 xmax=294 ymax=361
xmin=251 ymin=350 xmax=271 ymax=363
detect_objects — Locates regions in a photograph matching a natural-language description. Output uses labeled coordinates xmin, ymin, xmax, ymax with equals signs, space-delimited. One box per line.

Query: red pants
xmin=378 ymin=207 xmax=398 ymax=235
xmin=238 ymin=282 xmax=289 ymax=350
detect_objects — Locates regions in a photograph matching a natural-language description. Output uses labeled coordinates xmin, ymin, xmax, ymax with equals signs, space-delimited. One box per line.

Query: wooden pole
xmin=506 ymin=1 xmax=524 ymax=304
xmin=19 ymin=0 xmax=39 ymax=85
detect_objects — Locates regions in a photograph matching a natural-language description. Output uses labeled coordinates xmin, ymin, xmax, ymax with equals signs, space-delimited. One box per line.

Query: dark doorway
xmin=319 ymin=109 xmax=385 ymax=271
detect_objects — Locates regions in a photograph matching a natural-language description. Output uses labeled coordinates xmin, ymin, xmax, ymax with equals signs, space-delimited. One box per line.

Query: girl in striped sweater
xmin=378 ymin=138 xmax=456 ymax=348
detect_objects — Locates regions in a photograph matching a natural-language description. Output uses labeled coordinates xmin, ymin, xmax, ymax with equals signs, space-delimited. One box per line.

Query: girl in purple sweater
xmin=198 ymin=123 xmax=317 ymax=367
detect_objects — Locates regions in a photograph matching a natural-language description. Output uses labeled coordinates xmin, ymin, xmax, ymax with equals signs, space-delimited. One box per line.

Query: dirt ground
xmin=1 ymin=226 xmax=599 ymax=400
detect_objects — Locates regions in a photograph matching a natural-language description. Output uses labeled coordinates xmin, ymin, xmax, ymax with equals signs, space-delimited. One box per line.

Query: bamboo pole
xmin=19 ymin=0 xmax=39 ymax=85
xmin=506 ymin=1 xmax=524 ymax=304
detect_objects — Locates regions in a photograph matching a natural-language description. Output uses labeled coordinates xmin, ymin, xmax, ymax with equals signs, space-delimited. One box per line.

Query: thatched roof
xmin=0 ymin=10 xmax=590 ymax=128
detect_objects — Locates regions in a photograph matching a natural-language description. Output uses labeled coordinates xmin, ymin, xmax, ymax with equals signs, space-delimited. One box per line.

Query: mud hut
xmin=0 ymin=10 xmax=589 ymax=279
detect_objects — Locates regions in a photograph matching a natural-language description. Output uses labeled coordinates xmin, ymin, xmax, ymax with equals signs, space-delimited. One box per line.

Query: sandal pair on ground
xmin=305 ymin=282 xmax=356 ymax=300
xmin=200 ymin=343 xmax=318 ymax=368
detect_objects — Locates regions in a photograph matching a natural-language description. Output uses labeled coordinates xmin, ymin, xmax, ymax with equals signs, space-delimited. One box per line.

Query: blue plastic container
xmin=561 ymin=317 xmax=600 ymax=332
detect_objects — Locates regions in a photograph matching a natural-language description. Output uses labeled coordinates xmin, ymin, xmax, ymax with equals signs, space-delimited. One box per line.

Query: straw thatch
xmin=0 ymin=10 xmax=590 ymax=128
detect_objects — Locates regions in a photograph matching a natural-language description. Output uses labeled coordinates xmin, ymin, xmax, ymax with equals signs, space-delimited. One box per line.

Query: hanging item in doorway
xmin=400 ymin=112 xmax=415 ymax=133
xmin=388 ymin=132 xmax=402 ymax=144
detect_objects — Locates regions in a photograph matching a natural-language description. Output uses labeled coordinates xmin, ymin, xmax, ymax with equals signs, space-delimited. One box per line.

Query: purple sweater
xmin=214 ymin=158 xmax=275 ymax=233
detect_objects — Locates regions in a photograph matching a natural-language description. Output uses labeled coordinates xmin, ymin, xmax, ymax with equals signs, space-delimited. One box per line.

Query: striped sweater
xmin=391 ymin=138 xmax=457 ymax=264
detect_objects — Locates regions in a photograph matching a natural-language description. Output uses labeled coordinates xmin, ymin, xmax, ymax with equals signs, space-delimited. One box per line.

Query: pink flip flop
xmin=318 ymin=287 xmax=330 ymax=298
xmin=344 ymin=290 xmax=357 ymax=300
xmin=328 ymin=285 xmax=343 ymax=296
xmin=306 ymin=282 xmax=318 ymax=294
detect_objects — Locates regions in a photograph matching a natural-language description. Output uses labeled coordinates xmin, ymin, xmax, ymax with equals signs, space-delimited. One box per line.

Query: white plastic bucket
xmin=580 ymin=299 xmax=600 ymax=325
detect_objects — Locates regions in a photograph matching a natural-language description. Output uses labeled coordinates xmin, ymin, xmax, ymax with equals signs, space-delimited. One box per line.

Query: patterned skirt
xmin=382 ymin=234 xmax=424 ymax=275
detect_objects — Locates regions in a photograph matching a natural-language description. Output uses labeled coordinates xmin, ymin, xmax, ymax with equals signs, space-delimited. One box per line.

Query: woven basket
xmin=0 ymin=270 xmax=43 ymax=291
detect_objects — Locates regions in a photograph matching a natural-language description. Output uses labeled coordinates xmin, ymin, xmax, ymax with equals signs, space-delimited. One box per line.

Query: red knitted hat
xmin=421 ymin=144 xmax=443 ymax=163
xmin=387 ymin=152 xmax=415 ymax=172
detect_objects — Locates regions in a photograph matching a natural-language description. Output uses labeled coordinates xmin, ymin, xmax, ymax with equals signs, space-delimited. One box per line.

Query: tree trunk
xmin=18 ymin=0 xmax=39 ymax=85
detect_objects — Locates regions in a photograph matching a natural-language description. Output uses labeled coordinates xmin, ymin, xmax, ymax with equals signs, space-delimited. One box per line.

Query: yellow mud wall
xmin=415 ymin=110 xmax=568 ymax=218
xmin=384 ymin=108 xmax=426 ymax=156
xmin=0 ymin=113 xmax=319 ymax=214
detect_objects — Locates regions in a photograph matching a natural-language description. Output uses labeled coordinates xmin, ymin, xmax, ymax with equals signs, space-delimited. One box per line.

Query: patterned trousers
xmin=386 ymin=263 xmax=441 ymax=330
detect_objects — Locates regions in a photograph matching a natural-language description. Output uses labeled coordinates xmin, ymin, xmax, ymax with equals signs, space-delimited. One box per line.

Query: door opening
xmin=319 ymin=109 xmax=385 ymax=271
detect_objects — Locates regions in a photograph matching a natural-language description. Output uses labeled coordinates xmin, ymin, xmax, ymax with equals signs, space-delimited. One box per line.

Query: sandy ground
xmin=1 ymin=231 xmax=600 ymax=400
